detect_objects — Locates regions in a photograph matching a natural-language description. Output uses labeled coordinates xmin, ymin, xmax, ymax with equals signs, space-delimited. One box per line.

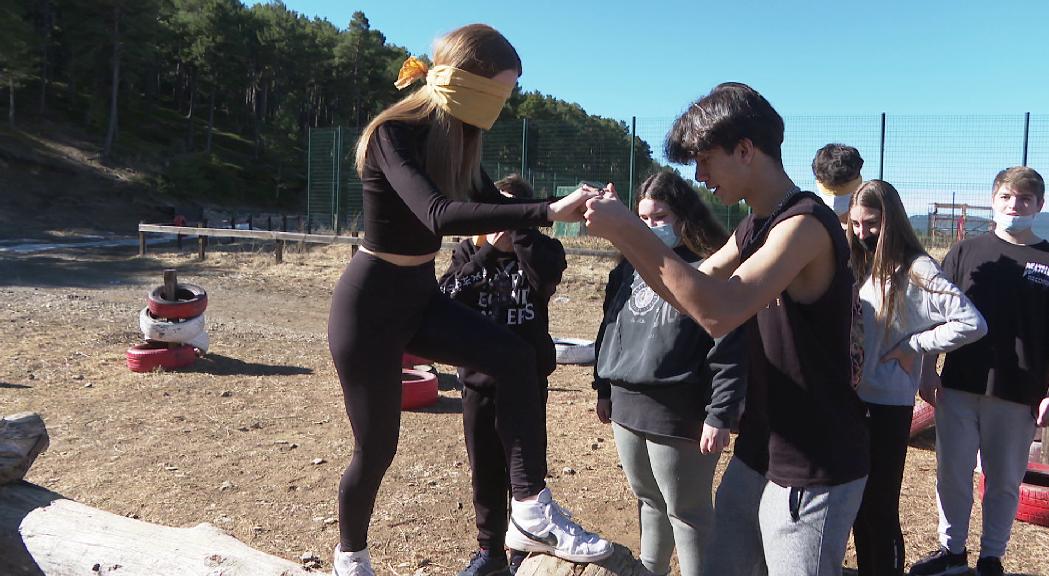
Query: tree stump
xmin=514 ymin=544 xmax=647 ymax=576
xmin=0 ymin=412 xmax=49 ymax=485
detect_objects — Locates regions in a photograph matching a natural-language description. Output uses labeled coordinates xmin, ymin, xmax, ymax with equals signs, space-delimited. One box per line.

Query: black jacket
xmin=593 ymin=246 xmax=747 ymax=431
xmin=439 ymin=229 xmax=567 ymax=389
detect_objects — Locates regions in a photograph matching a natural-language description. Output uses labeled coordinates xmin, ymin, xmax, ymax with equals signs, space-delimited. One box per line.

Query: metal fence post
xmin=879 ymin=112 xmax=886 ymax=180
xmin=1022 ymin=112 xmax=1030 ymax=166
xmin=521 ymin=118 xmax=528 ymax=177
xmin=628 ymin=116 xmax=636 ymax=208
xmin=306 ymin=127 xmax=312 ymax=231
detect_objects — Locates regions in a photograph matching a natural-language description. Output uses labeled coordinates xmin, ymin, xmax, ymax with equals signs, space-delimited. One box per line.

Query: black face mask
xmin=860 ymin=235 xmax=879 ymax=252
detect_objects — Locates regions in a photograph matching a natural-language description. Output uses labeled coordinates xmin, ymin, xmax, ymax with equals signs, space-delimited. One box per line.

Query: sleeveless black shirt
xmin=732 ymin=191 xmax=869 ymax=487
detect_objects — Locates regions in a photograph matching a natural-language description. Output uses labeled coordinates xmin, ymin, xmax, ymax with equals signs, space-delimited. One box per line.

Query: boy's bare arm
xmin=698 ymin=232 xmax=741 ymax=280
xmin=585 ymin=197 xmax=832 ymax=338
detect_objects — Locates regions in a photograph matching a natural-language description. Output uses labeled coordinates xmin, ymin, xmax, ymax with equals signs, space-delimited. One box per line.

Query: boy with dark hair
xmin=911 ymin=166 xmax=1049 ymax=576
xmin=812 ymin=143 xmax=864 ymax=223
xmin=439 ymin=174 xmax=568 ymax=576
xmin=585 ymin=82 xmax=869 ymax=576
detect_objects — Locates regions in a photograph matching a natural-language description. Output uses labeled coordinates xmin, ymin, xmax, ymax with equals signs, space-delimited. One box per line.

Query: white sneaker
xmin=332 ymin=544 xmax=375 ymax=576
xmin=505 ymin=488 xmax=613 ymax=563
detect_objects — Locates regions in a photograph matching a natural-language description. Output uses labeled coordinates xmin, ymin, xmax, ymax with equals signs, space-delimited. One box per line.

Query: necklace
xmin=744 ymin=186 xmax=802 ymax=256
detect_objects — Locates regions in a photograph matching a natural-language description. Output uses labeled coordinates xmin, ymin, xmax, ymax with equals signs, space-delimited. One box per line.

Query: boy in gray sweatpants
xmin=585 ymin=82 xmax=870 ymax=576
xmin=912 ymin=167 xmax=1049 ymax=576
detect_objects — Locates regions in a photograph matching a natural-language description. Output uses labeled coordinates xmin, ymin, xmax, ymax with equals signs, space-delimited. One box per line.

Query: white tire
xmin=185 ymin=330 xmax=209 ymax=355
xmin=554 ymin=337 xmax=596 ymax=365
xmin=139 ymin=307 xmax=205 ymax=344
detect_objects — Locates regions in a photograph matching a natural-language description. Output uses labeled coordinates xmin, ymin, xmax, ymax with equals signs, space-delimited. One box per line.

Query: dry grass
xmin=1 ymin=240 xmax=1046 ymax=575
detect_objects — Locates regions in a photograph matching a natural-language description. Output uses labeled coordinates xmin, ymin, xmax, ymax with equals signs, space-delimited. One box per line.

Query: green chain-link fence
xmin=307 ymin=113 xmax=1048 ymax=241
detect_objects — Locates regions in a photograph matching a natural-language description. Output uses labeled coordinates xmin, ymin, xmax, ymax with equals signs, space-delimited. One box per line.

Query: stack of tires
xmin=128 ymin=283 xmax=208 ymax=373
xmin=401 ymin=353 xmax=437 ymax=410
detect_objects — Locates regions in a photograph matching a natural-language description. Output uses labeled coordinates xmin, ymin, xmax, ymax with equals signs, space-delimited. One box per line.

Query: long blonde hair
xmin=354 ymin=24 xmax=522 ymax=200
xmin=848 ymin=180 xmax=929 ymax=325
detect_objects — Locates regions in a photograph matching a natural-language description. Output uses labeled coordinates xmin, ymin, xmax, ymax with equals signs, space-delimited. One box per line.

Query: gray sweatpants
xmin=702 ymin=457 xmax=866 ymax=576
xmin=759 ymin=475 xmax=866 ymax=576
xmin=935 ymin=388 xmax=1037 ymax=558
xmin=702 ymin=457 xmax=768 ymax=576
xmin=612 ymin=422 xmax=719 ymax=576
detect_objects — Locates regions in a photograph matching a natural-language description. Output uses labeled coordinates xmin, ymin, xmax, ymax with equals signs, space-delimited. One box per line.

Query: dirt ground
xmin=2 ymin=238 xmax=1047 ymax=575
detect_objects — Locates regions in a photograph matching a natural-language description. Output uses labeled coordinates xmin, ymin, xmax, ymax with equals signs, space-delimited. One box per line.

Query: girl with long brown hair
xmin=592 ymin=171 xmax=745 ymax=576
xmin=328 ymin=24 xmax=610 ymax=576
xmin=846 ymin=179 xmax=986 ymax=576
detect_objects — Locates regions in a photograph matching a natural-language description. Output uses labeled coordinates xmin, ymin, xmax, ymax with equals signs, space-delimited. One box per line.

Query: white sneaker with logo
xmin=332 ymin=544 xmax=375 ymax=576
xmin=505 ymin=488 xmax=613 ymax=563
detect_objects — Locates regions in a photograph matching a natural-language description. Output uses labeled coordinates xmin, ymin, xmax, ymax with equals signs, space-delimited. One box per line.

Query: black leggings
xmin=853 ymin=402 xmax=913 ymax=576
xmin=462 ymin=379 xmax=549 ymax=550
xmin=328 ymin=253 xmax=548 ymax=551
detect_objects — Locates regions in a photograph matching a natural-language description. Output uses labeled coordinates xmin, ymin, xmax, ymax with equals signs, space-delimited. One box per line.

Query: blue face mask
xmin=993 ymin=212 xmax=1035 ymax=233
xmin=650 ymin=223 xmax=680 ymax=248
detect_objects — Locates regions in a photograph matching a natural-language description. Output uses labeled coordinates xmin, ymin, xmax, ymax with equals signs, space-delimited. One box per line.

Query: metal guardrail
xmin=137 ymin=223 xmax=618 ymax=261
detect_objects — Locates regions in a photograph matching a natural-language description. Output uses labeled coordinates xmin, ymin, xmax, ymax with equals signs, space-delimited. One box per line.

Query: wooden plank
xmin=137 ymin=224 xmax=619 ymax=258
xmin=1042 ymin=427 xmax=1048 ymax=465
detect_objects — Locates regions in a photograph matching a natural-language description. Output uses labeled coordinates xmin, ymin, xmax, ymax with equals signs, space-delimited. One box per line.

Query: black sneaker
xmin=508 ymin=549 xmax=528 ymax=575
xmin=458 ymin=548 xmax=510 ymax=576
xmin=909 ymin=547 xmax=969 ymax=575
xmin=975 ymin=556 xmax=1004 ymax=576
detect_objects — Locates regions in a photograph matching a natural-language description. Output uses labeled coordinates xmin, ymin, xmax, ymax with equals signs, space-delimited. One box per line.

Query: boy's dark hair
xmin=993 ymin=166 xmax=1044 ymax=202
xmin=494 ymin=173 xmax=535 ymax=199
xmin=812 ymin=144 xmax=864 ymax=186
xmin=665 ymin=82 xmax=784 ymax=165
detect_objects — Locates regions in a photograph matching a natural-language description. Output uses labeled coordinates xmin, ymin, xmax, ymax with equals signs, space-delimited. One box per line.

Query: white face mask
xmin=993 ymin=212 xmax=1035 ymax=233
xmin=650 ymin=223 xmax=680 ymax=248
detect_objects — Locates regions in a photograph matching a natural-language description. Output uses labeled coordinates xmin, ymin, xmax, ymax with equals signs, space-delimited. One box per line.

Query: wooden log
xmin=0 ymin=481 xmax=311 ymax=576
xmin=514 ymin=544 xmax=646 ymax=576
xmin=0 ymin=412 xmax=49 ymax=485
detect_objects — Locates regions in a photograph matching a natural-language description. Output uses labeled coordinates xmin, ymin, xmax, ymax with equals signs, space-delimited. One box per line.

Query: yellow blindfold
xmin=395 ymin=56 xmax=513 ymax=130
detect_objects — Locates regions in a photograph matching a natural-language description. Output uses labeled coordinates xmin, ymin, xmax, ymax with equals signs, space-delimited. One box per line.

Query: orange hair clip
xmin=394 ymin=56 xmax=429 ymax=90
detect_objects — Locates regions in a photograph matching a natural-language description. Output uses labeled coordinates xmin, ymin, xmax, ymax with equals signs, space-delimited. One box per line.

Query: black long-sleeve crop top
xmin=360 ymin=121 xmax=553 ymax=256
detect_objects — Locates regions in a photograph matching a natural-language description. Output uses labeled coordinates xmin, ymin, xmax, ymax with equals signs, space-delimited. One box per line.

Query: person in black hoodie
xmin=440 ymin=174 xmax=568 ymax=576
xmin=592 ymin=171 xmax=746 ymax=576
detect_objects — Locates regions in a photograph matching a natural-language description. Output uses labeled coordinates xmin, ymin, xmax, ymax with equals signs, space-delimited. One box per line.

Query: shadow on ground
xmin=181 ymin=353 xmax=313 ymax=377
xmin=0 ymin=481 xmax=60 ymax=576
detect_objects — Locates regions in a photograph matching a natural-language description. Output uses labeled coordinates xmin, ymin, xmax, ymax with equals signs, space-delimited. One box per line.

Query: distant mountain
xmin=908 ymin=212 xmax=1049 ymax=238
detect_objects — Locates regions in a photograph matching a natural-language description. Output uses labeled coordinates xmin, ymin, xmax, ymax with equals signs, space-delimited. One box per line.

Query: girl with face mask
xmin=845 ymin=180 xmax=987 ymax=576
xmin=591 ymin=171 xmax=746 ymax=576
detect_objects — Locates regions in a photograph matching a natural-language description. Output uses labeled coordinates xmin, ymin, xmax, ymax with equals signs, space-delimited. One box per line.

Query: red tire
xmin=126 ymin=342 xmax=197 ymax=373
xmin=977 ymin=463 xmax=1049 ymax=528
xmin=402 ymin=353 xmax=432 ymax=369
xmin=401 ymin=368 xmax=438 ymax=410
xmin=148 ymin=284 xmax=208 ymax=320
xmin=910 ymin=399 xmax=936 ymax=438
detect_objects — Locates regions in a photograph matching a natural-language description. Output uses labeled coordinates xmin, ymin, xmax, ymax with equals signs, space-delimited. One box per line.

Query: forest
xmin=0 ymin=0 xmax=662 ymax=210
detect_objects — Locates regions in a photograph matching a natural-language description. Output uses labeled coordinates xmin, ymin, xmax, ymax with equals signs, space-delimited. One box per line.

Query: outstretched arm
xmin=584 ymin=196 xmax=831 ymax=338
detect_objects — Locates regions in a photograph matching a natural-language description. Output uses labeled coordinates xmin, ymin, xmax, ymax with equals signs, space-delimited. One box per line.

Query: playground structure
xmin=926 ymin=202 xmax=994 ymax=243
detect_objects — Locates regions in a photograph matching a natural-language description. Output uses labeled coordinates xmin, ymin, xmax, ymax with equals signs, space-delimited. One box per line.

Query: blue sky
xmin=253 ymin=0 xmax=1048 ymax=120
xmin=252 ymin=1 xmax=1048 ymax=219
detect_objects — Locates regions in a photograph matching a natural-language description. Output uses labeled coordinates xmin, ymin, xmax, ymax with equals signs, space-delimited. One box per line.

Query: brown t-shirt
xmin=732 ymin=191 xmax=870 ymax=487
